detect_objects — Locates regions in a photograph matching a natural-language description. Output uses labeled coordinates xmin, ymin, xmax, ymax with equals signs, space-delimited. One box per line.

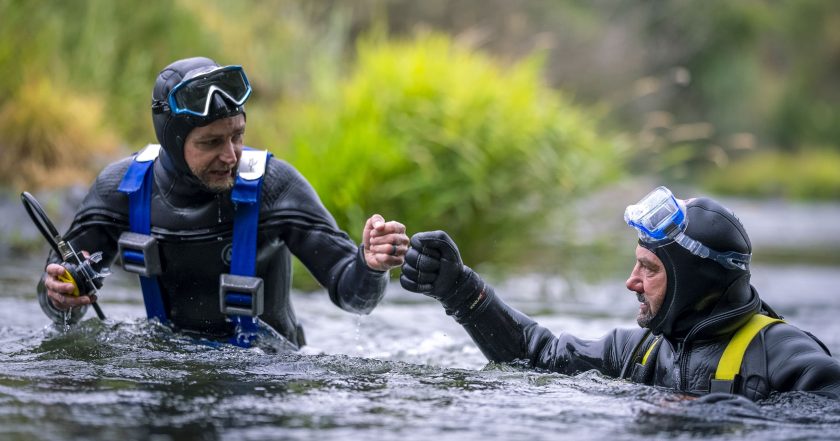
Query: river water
xmin=1 ymin=254 xmax=839 ymax=441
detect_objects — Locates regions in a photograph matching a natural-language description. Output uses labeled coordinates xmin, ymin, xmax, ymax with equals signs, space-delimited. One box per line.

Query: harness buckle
xmin=709 ymin=374 xmax=741 ymax=394
xmin=117 ymin=232 xmax=162 ymax=277
xmin=219 ymin=273 xmax=264 ymax=317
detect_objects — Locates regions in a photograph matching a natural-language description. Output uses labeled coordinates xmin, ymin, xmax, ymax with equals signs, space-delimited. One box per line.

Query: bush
xmin=703 ymin=149 xmax=840 ymax=200
xmin=0 ymin=77 xmax=118 ymax=190
xmin=269 ymin=33 xmax=621 ymax=265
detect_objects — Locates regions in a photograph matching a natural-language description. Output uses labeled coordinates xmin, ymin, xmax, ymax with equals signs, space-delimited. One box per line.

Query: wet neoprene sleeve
xmin=260 ymin=161 xmax=389 ymax=315
xmin=456 ymin=284 xmax=646 ymax=378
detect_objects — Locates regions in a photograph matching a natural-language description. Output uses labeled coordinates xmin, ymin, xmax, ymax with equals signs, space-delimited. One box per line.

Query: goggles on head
xmin=624 ymin=186 xmax=751 ymax=271
xmin=162 ymin=65 xmax=251 ymax=117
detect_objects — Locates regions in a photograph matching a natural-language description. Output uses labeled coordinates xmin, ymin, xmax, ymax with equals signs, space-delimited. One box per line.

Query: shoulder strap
xmin=118 ymin=144 xmax=168 ymax=323
xmin=716 ymin=314 xmax=784 ymax=381
xmin=710 ymin=314 xmax=784 ymax=393
xmin=226 ymin=148 xmax=272 ymax=346
xmin=642 ymin=335 xmax=663 ymax=366
xmin=230 ymin=148 xmax=269 ymax=276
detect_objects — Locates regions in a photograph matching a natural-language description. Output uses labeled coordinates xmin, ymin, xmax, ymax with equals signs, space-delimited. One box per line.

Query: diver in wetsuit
xmin=38 ymin=57 xmax=408 ymax=348
xmin=401 ymin=187 xmax=840 ymax=400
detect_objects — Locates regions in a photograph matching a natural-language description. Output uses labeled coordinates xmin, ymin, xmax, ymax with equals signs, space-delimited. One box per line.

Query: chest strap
xmin=117 ymin=144 xmax=168 ymax=323
xmin=222 ymin=148 xmax=272 ymax=347
xmin=710 ymin=314 xmax=784 ymax=393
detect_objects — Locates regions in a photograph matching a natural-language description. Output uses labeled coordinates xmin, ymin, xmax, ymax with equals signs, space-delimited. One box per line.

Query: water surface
xmin=1 ymin=257 xmax=839 ymax=441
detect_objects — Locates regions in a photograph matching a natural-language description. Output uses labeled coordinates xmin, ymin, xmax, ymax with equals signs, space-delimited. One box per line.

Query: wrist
xmin=440 ymin=266 xmax=489 ymax=317
xmin=359 ymin=244 xmax=388 ymax=274
xmin=37 ymin=274 xmax=86 ymax=324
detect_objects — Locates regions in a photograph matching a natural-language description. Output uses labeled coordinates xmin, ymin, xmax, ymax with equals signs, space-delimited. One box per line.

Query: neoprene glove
xmin=400 ymin=231 xmax=488 ymax=320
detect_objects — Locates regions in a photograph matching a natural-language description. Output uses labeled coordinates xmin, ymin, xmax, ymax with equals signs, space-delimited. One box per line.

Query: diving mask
xmin=161 ymin=65 xmax=252 ymax=117
xmin=624 ymin=186 xmax=751 ymax=271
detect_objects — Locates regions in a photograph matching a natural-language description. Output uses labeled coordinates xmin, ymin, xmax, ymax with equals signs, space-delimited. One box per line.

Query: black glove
xmin=400 ymin=231 xmax=488 ymax=320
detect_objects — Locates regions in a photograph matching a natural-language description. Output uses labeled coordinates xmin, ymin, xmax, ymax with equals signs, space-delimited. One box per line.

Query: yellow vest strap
xmin=641 ymin=335 xmax=662 ymax=365
xmin=715 ymin=314 xmax=784 ymax=381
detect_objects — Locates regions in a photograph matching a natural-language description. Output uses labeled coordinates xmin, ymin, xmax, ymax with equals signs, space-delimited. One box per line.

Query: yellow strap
xmin=641 ymin=335 xmax=662 ymax=365
xmin=715 ymin=314 xmax=784 ymax=381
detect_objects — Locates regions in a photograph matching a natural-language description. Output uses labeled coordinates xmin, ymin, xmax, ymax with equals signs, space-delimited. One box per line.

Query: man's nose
xmin=219 ymin=139 xmax=238 ymax=165
xmin=626 ymin=273 xmax=642 ymax=293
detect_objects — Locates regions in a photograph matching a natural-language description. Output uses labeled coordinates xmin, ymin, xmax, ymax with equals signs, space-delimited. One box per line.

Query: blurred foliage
xmin=374 ymin=0 xmax=840 ymax=194
xmin=0 ymin=0 xmax=351 ymax=189
xmin=268 ymin=34 xmax=620 ymax=265
xmin=0 ymin=0 xmax=620 ymax=281
xmin=1 ymin=0 xmax=838 ymax=281
xmin=0 ymin=77 xmax=118 ymax=189
xmin=703 ymin=149 xmax=840 ymax=200
xmin=630 ymin=0 xmax=840 ymax=181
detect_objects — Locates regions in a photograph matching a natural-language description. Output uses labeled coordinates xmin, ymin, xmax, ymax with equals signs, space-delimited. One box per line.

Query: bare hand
xmin=362 ymin=214 xmax=408 ymax=271
xmin=44 ymin=263 xmax=98 ymax=311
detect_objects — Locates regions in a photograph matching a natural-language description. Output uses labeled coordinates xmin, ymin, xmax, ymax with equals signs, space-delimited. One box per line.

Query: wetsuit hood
xmin=642 ymin=197 xmax=756 ymax=339
xmin=151 ymin=57 xmax=245 ymax=192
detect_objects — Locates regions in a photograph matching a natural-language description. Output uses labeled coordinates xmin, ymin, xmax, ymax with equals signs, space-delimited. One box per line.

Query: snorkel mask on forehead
xmin=624 ymin=186 xmax=751 ymax=271
xmin=154 ymin=65 xmax=252 ymax=117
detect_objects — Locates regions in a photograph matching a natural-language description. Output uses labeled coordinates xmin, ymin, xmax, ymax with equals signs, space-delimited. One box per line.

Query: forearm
xmin=459 ymin=286 xmax=631 ymax=376
xmin=458 ymin=285 xmax=537 ymax=363
xmin=331 ymin=245 xmax=389 ymax=314
xmin=458 ymin=287 xmax=571 ymax=372
xmin=284 ymin=220 xmax=389 ymax=314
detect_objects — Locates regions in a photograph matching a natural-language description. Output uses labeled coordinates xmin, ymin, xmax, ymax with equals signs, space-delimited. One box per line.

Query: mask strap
xmin=674 ymin=233 xmax=750 ymax=271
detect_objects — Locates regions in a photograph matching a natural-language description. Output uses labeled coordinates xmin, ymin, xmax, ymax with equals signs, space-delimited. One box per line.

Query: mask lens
xmin=213 ymin=69 xmax=249 ymax=101
xmin=624 ymin=186 xmax=685 ymax=241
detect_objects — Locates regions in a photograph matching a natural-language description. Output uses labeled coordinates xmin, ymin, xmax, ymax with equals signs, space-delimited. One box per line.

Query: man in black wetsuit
xmin=401 ymin=186 xmax=840 ymax=400
xmin=39 ymin=57 xmax=408 ymax=348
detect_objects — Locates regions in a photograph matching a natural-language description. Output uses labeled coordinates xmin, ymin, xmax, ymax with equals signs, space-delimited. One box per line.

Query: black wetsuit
xmin=454 ymin=277 xmax=840 ymax=400
xmin=400 ymin=197 xmax=840 ymax=401
xmin=37 ymin=154 xmax=388 ymax=347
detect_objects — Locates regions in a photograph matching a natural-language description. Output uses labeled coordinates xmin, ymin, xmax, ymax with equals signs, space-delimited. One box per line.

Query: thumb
xmin=363 ymin=215 xmax=384 ymax=248
xmin=46 ymin=264 xmax=67 ymax=277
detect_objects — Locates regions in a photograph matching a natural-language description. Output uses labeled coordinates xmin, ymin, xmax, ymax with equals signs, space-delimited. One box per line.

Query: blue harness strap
xmin=117 ymin=144 xmax=168 ymax=323
xmin=227 ymin=148 xmax=272 ymax=346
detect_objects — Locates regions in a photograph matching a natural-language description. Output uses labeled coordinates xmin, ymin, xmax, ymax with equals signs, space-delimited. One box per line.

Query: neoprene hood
xmin=641 ymin=197 xmax=753 ymax=338
xmin=151 ymin=57 xmax=245 ymax=179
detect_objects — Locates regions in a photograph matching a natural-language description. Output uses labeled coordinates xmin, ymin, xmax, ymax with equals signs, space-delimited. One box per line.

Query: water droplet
xmin=62 ymin=309 xmax=71 ymax=332
xmin=355 ymin=314 xmax=364 ymax=353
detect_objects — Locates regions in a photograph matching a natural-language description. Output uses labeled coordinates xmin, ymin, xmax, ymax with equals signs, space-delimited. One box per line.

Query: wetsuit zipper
xmin=677 ymin=306 xmax=751 ymax=391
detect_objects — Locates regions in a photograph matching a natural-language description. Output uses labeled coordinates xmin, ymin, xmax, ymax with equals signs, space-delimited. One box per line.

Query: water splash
xmin=3 ymin=262 xmax=840 ymax=440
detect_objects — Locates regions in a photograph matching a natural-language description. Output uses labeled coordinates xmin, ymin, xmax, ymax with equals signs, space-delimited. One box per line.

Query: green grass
xmin=703 ymin=149 xmax=840 ymax=200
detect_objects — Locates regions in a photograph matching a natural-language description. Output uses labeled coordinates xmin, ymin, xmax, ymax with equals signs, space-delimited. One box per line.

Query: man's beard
xmin=191 ymin=164 xmax=235 ymax=193
xmin=636 ymin=292 xmax=655 ymax=328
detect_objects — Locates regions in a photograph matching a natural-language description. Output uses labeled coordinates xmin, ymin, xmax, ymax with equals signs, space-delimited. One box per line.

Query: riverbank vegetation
xmin=268 ymin=34 xmax=619 ymax=264
xmin=2 ymin=0 xmax=839 ymax=271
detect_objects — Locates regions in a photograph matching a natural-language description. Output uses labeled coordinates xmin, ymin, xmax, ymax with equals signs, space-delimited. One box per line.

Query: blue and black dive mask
xmin=153 ymin=65 xmax=251 ymax=117
xmin=624 ymin=186 xmax=751 ymax=271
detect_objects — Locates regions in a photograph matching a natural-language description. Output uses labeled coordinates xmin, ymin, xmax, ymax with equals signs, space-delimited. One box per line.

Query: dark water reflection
xmin=1 ymin=256 xmax=839 ymax=440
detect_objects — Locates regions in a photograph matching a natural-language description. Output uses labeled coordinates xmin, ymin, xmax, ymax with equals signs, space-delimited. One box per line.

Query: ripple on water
xmin=2 ymin=266 xmax=840 ymax=440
